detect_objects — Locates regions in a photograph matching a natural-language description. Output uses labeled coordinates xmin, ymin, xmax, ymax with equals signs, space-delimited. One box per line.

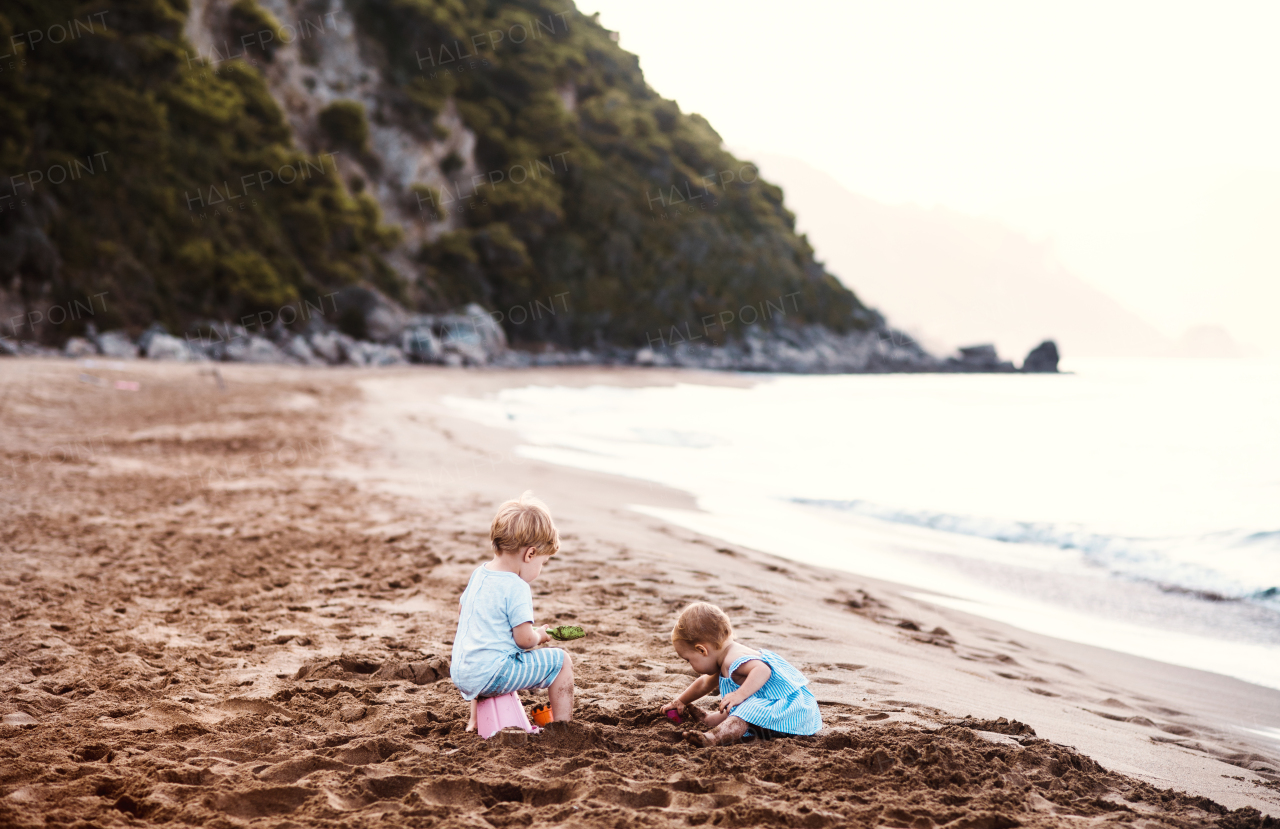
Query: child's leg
xmin=548 ymin=650 xmax=574 ymax=722
xmin=697 ymin=710 xmax=727 ymax=728
xmin=684 ymin=714 xmax=749 ymax=747
xmin=466 ymin=698 xmax=478 ymax=731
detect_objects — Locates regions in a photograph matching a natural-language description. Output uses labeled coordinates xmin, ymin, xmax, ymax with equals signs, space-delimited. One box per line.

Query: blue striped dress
xmin=719 ymin=649 xmax=823 ymax=736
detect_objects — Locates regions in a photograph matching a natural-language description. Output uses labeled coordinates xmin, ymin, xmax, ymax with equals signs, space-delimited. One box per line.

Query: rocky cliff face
xmin=0 ymin=0 xmax=1052 ymax=373
xmin=185 ymin=0 xmax=465 ymax=264
xmin=173 ymin=0 xmax=876 ymax=345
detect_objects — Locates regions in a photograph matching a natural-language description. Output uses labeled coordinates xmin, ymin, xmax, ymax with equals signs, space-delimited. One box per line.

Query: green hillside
xmin=0 ymin=0 xmax=396 ymax=337
xmin=0 ymin=0 xmax=879 ymax=348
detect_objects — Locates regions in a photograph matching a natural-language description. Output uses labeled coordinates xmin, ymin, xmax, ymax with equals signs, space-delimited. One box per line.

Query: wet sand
xmin=1 ymin=358 xmax=1277 ymax=828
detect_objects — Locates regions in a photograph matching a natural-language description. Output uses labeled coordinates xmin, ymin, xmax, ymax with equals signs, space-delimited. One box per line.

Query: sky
xmin=583 ymin=0 xmax=1280 ymax=355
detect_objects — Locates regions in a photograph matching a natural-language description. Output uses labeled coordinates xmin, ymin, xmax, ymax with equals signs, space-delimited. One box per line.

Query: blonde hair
xmin=671 ymin=602 xmax=733 ymax=648
xmin=490 ymin=491 xmax=560 ymax=557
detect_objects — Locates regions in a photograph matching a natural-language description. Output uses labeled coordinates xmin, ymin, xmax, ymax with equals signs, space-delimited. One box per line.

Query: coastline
xmin=421 ymin=359 xmax=1280 ymax=692
xmin=1 ymin=358 xmax=1276 ymax=828
xmin=349 ymin=365 xmax=1280 ymax=811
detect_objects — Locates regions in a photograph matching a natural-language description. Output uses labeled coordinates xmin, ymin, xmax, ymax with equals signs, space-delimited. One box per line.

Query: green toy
xmin=546 ymin=625 xmax=586 ymax=641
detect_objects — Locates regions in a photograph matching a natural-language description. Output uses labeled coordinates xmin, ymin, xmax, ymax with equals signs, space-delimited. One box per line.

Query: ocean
xmin=446 ymin=358 xmax=1280 ymax=690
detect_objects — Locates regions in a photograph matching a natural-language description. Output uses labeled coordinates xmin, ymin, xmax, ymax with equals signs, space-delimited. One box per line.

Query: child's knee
xmin=558 ymin=650 xmax=574 ymax=675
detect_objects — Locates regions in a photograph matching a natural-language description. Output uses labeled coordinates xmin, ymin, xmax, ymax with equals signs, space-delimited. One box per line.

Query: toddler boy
xmin=451 ymin=491 xmax=574 ymax=728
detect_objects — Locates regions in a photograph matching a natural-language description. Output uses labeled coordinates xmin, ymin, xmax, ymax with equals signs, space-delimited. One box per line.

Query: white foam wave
xmin=795 ymin=498 xmax=1279 ymax=605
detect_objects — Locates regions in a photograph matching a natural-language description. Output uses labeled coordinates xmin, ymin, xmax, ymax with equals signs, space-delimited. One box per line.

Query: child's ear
xmin=695 ymin=644 xmax=709 ymax=656
xmin=522 ymin=546 xmax=537 ymax=563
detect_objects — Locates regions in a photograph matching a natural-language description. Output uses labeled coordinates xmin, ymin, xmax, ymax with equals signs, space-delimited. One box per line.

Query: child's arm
xmin=662 ymin=673 xmax=717 ymax=716
xmin=511 ymin=621 xmax=551 ymax=650
xmin=505 ymin=582 xmax=546 ymax=650
xmin=717 ymin=660 xmax=772 ymax=714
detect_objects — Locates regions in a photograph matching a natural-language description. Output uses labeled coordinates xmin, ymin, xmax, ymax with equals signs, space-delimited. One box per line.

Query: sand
xmin=1 ymin=358 xmax=1277 ymax=829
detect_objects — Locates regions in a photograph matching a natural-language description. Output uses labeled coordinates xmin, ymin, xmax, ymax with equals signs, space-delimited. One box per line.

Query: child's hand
xmin=718 ymin=690 xmax=748 ymax=714
xmin=660 ymin=699 xmax=706 ymax=723
xmin=537 ymin=627 xmax=552 ymax=645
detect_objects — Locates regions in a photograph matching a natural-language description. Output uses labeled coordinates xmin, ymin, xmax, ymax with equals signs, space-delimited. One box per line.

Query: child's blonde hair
xmin=490 ymin=491 xmax=560 ymax=556
xmin=671 ymin=602 xmax=733 ymax=648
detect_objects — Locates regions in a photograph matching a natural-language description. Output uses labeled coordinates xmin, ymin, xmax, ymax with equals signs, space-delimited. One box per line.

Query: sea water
xmin=446 ymin=358 xmax=1280 ymax=690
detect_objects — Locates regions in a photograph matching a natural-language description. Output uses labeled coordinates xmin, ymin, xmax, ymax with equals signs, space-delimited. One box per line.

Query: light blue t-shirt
xmin=451 ymin=565 xmax=535 ymax=699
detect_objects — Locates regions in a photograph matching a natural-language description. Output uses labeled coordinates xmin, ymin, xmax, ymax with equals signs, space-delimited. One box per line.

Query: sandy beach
xmin=1 ymin=358 xmax=1277 ymax=828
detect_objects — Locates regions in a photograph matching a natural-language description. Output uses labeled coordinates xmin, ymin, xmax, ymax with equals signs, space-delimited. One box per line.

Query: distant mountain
xmin=748 ymin=154 xmax=1173 ymax=359
xmin=992 ymin=168 xmax=1280 ymax=359
xmin=1169 ymin=325 xmax=1244 ymax=359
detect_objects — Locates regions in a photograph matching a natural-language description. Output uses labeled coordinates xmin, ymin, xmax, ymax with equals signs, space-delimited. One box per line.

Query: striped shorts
xmin=480 ymin=648 xmax=566 ymax=697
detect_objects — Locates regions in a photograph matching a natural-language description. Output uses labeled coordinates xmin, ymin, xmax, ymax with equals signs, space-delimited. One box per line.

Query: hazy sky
xmin=584 ymin=0 xmax=1280 ymax=354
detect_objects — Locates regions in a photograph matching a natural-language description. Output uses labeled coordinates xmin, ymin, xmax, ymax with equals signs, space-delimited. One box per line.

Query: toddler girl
xmin=661 ymin=602 xmax=822 ymax=746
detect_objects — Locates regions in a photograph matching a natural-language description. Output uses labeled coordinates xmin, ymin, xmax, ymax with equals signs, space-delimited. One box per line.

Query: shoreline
xmin=348 ymin=365 xmax=1280 ymax=810
xmin=414 ymin=360 xmax=1280 ymax=691
xmin=1 ymin=358 xmax=1276 ymax=828
xmin=2 ymin=307 xmax=1045 ymax=373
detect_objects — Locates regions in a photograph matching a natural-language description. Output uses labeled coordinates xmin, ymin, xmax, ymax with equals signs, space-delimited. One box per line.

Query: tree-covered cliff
xmin=0 ymin=0 xmax=395 ymax=338
xmin=0 ymin=0 xmax=879 ymax=349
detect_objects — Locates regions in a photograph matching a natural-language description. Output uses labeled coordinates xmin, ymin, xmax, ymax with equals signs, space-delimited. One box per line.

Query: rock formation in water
xmin=1022 ymin=340 xmax=1060 ymax=373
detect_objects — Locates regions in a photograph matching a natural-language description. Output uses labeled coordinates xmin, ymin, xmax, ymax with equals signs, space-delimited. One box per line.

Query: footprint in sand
xmin=210 ymin=787 xmax=314 ymax=819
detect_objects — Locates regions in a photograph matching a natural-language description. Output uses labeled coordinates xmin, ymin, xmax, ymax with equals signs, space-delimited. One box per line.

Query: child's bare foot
xmin=683 ymin=730 xmax=713 ymax=747
xmin=465 ymin=698 xmax=478 ymax=732
xmin=684 ymin=715 xmax=749 ymax=747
